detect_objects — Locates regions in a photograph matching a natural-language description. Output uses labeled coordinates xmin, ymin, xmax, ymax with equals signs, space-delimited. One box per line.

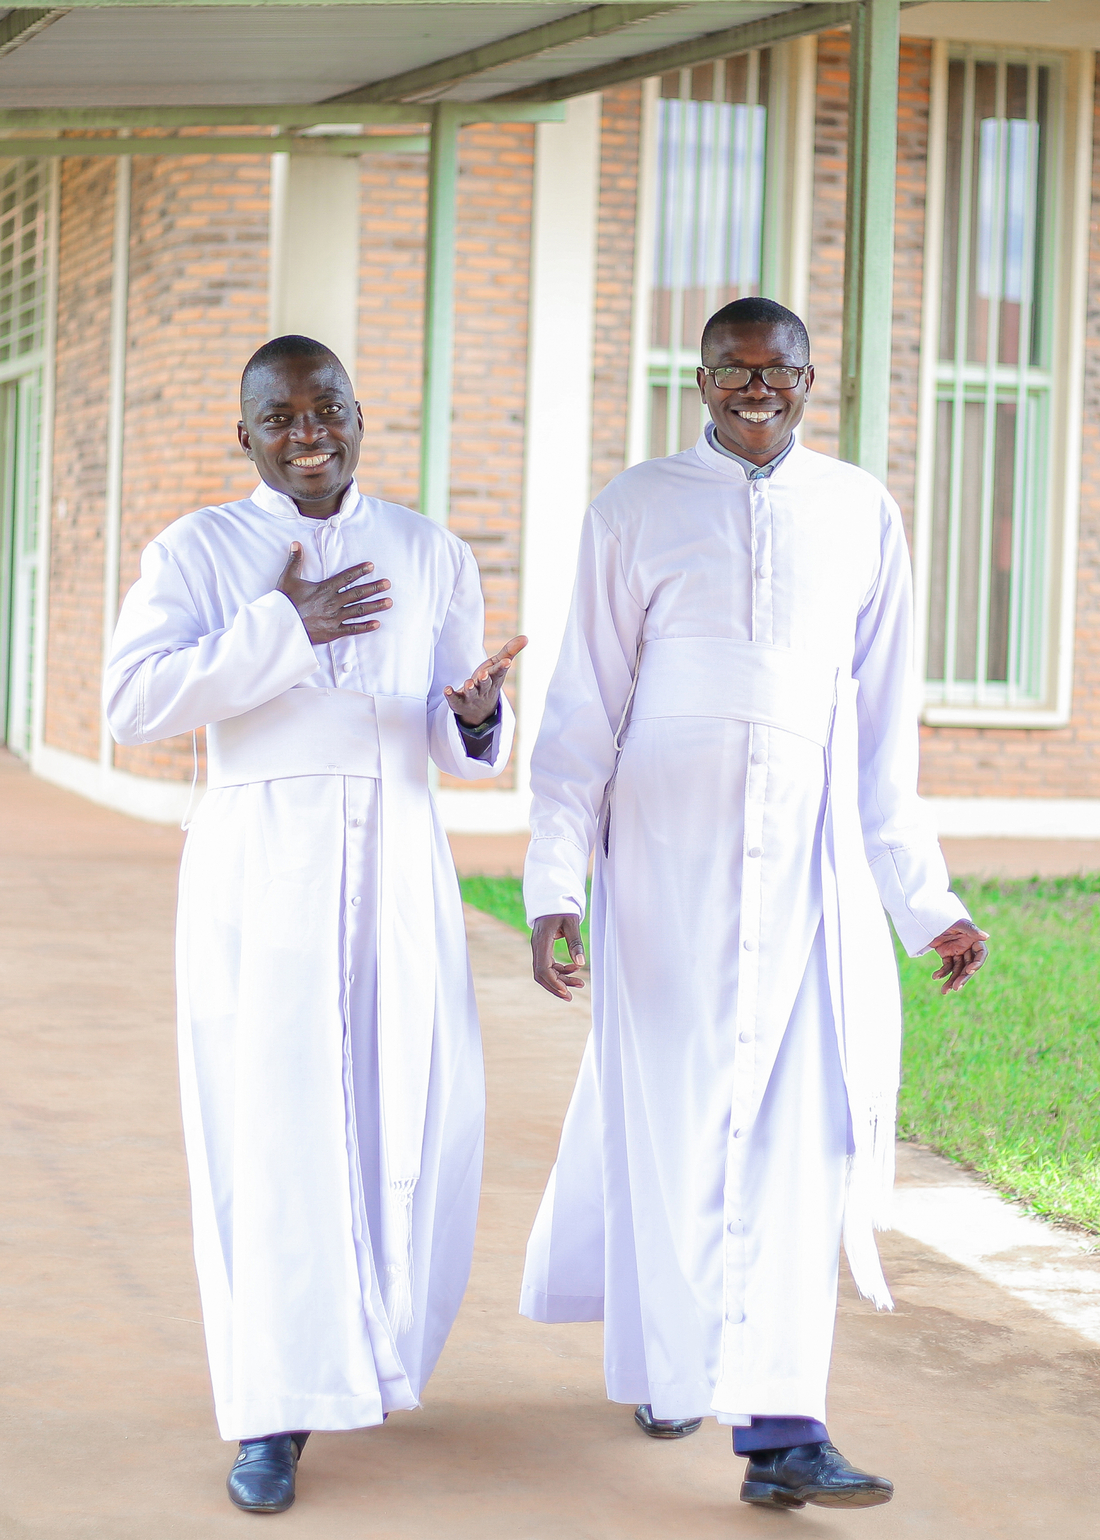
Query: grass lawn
xmin=460 ymin=873 xmax=1100 ymax=1235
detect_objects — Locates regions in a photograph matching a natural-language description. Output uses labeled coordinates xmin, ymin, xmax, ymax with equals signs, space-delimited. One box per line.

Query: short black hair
xmin=240 ymin=334 xmax=350 ymax=402
xmin=701 ymin=297 xmax=810 ymax=363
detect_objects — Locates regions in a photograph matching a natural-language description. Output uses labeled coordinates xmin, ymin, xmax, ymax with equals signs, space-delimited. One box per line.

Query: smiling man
xmin=520 ymin=297 xmax=988 ymax=1512
xmin=105 ymin=335 xmax=524 ymax=1514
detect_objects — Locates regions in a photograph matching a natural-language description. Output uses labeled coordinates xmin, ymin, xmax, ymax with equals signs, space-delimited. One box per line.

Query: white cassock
xmin=105 ymin=478 xmax=513 ymax=1441
xmin=520 ymin=434 xmax=968 ymax=1427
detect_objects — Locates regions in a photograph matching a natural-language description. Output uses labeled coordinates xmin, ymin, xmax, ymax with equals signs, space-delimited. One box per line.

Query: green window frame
xmin=915 ymin=44 xmax=1094 ymax=728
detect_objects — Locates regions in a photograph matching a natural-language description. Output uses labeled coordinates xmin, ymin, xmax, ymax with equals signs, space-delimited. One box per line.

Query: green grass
xmin=459 ymin=875 xmax=591 ymax=961
xmin=461 ymin=873 xmax=1100 ymax=1234
xmin=896 ymin=876 xmax=1100 ymax=1233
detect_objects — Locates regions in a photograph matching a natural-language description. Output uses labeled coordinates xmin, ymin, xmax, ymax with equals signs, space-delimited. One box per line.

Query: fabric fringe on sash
xmin=841 ymin=1089 xmax=897 ymax=1312
xmin=383 ymin=1178 xmax=417 ymax=1336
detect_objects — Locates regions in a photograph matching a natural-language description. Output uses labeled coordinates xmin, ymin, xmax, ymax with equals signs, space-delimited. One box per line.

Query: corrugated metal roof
xmin=0 ymin=3 xmax=808 ymax=108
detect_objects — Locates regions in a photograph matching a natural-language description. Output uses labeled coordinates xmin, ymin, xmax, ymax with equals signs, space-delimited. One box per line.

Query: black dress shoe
xmin=740 ymin=1442 xmax=893 ymax=1509
xmin=226 ymin=1432 xmax=310 ymax=1514
xmin=634 ymin=1403 xmax=703 ymax=1439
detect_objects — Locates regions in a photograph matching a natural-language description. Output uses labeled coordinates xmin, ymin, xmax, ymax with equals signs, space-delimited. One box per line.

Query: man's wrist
xmin=456 ymin=702 xmax=501 ymax=736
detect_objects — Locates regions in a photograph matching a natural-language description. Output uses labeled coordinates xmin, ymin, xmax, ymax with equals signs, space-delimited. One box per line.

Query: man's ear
xmin=237 ymin=420 xmax=253 ymax=459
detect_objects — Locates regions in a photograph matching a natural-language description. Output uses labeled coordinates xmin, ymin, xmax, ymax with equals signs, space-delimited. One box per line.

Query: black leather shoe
xmin=740 ymin=1442 xmax=893 ymax=1509
xmin=634 ymin=1403 xmax=702 ymax=1439
xmin=226 ymin=1432 xmax=310 ymax=1514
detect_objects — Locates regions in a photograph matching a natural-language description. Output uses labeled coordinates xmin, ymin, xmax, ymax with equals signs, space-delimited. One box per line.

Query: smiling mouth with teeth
xmin=735 ymin=411 xmax=780 ymax=423
xmin=289 ymin=452 xmax=336 ymax=468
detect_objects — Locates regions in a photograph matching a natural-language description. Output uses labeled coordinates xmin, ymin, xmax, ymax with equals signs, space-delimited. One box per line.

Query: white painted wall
xmin=268 ymin=153 xmax=361 ymax=370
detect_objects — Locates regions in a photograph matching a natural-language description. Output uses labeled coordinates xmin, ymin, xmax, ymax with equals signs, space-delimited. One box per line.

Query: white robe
xmin=105 ymin=478 xmax=513 ymax=1441
xmin=520 ymin=435 xmax=967 ymax=1426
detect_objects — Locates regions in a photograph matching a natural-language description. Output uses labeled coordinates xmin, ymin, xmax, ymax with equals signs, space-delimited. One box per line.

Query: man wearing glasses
xmin=521 ymin=297 xmax=988 ymax=1511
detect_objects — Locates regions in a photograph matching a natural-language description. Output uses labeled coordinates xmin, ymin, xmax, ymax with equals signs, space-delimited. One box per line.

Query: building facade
xmin=2 ymin=0 xmax=1098 ymax=834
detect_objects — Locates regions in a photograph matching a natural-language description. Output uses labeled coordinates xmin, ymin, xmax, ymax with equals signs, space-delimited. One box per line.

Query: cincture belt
xmin=207 ymin=684 xmax=434 ymax=1335
xmin=628 ymin=636 xmax=838 ymax=746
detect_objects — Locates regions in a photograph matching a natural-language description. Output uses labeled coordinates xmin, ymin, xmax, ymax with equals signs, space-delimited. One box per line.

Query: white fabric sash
xmin=207 ymin=684 xmax=383 ymax=784
xmin=619 ymin=635 xmax=898 ymax=1308
xmin=630 ymin=636 xmax=837 ymax=747
xmin=207 ymin=685 xmax=435 ymax=1333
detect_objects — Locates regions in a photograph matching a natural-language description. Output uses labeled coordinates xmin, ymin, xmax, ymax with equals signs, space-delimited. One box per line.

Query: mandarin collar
xmin=694 ymin=430 xmax=804 ymax=485
xmin=250 ymin=477 xmax=362 ymax=526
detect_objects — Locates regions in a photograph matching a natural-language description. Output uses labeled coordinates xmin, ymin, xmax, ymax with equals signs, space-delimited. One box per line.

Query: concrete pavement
xmin=2 ymin=752 xmax=1099 ymax=1537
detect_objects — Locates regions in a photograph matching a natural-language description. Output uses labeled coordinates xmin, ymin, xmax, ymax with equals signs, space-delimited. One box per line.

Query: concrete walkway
xmin=2 ymin=753 xmax=1099 ymax=1537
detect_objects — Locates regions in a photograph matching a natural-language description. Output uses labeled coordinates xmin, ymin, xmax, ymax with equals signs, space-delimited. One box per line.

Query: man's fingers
xmin=332 ymin=561 xmax=376 ymax=591
xmin=340 ymin=596 xmax=392 ymax=621
xmin=338 ymin=620 xmax=382 ymax=635
xmin=561 ymin=915 xmax=585 ymax=969
xmin=533 ymin=960 xmax=572 ymax=1000
xmin=279 ymin=543 xmax=303 ymax=580
xmin=340 ymin=577 xmax=389 ymax=605
xmin=498 ymin=635 xmax=528 ymax=661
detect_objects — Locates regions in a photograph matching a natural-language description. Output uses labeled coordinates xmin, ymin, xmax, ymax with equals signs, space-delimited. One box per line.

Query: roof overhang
xmin=0 ymin=0 xmax=1050 ymax=134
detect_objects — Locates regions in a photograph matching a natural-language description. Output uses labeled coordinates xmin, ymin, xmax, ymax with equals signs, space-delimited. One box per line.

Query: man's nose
xmin=741 ymin=374 xmax=772 ymax=399
xmin=289 ymin=415 xmax=328 ymax=440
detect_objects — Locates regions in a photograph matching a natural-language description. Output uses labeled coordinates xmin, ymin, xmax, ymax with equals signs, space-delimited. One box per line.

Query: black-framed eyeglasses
xmin=700 ymin=364 xmax=812 ymax=391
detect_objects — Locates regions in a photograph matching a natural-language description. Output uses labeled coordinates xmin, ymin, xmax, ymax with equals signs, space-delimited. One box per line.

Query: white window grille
xmin=646 ymin=54 xmax=769 ymax=460
xmin=915 ymin=47 xmax=1094 ymax=727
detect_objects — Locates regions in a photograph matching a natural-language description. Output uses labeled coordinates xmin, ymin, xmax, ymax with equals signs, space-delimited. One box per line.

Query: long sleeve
xmin=852 ymin=499 xmax=969 ymax=955
xmin=104 ymin=540 xmax=319 ymax=746
xmin=427 ymin=544 xmax=515 ymax=780
xmin=523 ymin=508 xmax=646 ymax=924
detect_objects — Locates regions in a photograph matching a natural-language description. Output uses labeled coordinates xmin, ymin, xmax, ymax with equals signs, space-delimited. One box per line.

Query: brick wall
xmin=803 ymin=30 xmax=848 ymax=458
xmin=112 ymin=144 xmax=271 ymax=780
xmin=591 ymin=84 xmax=643 ymax=500
xmin=891 ymin=39 xmax=933 ymax=537
xmin=43 ymin=159 xmax=116 ymax=760
xmin=917 ymin=78 xmax=1100 ymax=799
xmin=357 ymin=126 xmax=531 ymax=790
xmin=356 ymin=145 xmax=427 ymax=510
xmin=802 ymin=32 xmax=929 ymax=536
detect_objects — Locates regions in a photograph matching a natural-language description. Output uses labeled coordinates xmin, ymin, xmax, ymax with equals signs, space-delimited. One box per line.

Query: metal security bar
xmin=646 ymin=52 xmax=768 ymax=460
xmin=924 ymin=50 xmax=1058 ymax=710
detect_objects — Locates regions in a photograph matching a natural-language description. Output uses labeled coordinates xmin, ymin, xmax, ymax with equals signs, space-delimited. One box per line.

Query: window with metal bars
xmin=646 ymin=53 xmax=769 ymax=460
xmin=923 ymin=51 xmax=1058 ymax=711
xmin=0 ymin=159 xmax=49 ymax=365
xmin=0 ymin=158 xmax=49 ymax=758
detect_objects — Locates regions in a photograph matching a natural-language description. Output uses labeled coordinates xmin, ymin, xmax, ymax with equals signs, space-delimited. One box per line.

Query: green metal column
xmin=839 ymin=0 xmax=901 ymax=480
xmin=419 ymin=102 xmax=463 ymax=524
